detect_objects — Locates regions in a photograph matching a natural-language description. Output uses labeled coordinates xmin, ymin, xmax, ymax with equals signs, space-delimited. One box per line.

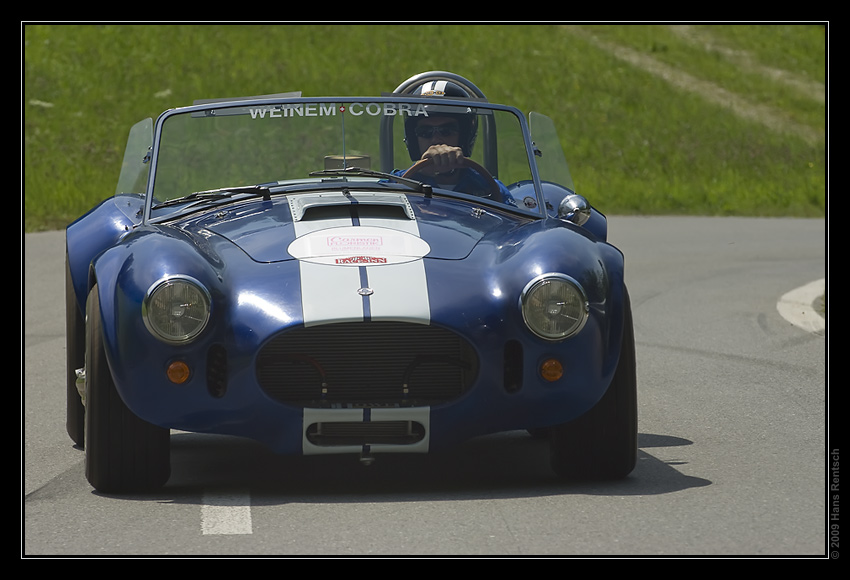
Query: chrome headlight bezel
xmin=142 ymin=275 xmax=211 ymax=344
xmin=520 ymin=273 xmax=589 ymax=341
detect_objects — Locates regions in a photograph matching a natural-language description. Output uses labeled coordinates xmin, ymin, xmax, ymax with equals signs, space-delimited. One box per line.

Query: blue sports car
xmin=65 ymin=71 xmax=636 ymax=492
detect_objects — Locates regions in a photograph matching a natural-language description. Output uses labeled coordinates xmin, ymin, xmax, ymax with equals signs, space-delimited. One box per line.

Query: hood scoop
xmin=289 ymin=191 xmax=416 ymax=222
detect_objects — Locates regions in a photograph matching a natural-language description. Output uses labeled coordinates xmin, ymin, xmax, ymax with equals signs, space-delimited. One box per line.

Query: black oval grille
xmin=256 ymin=321 xmax=478 ymax=407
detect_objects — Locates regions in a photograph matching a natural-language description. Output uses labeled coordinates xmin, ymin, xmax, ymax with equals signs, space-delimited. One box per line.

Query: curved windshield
xmin=147 ymin=98 xmax=541 ymax=218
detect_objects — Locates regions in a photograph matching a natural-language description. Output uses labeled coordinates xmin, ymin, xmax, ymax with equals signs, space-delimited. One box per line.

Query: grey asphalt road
xmin=23 ymin=216 xmax=828 ymax=556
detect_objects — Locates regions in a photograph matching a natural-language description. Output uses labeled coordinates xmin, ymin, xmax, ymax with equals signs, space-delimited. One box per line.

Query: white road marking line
xmin=777 ymin=278 xmax=825 ymax=335
xmin=201 ymin=491 xmax=253 ymax=535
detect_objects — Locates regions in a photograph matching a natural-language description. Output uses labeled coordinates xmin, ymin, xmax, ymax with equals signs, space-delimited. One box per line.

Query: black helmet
xmin=403 ymin=80 xmax=478 ymax=161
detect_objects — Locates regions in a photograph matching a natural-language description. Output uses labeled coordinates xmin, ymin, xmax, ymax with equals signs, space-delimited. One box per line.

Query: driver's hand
xmin=421 ymin=144 xmax=464 ymax=173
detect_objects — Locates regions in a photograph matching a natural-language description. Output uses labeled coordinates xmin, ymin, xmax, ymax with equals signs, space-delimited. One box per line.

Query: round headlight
xmin=521 ymin=274 xmax=588 ymax=340
xmin=143 ymin=276 xmax=211 ymax=344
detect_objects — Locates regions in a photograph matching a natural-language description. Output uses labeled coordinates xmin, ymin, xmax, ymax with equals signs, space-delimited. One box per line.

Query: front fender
xmin=66 ymin=197 xmax=138 ymax=314
xmin=423 ymin=216 xmax=628 ymax=429
xmin=88 ymin=225 xmax=227 ymax=398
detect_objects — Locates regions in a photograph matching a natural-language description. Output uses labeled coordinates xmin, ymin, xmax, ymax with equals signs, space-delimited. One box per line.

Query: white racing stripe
xmin=360 ymin=204 xmax=430 ymax=323
xmin=299 ymin=261 xmax=365 ymax=325
xmin=201 ymin=490 xmax=253 ymax=535
xmin=290 ymin=192 xmax=431 ymax=326
xmin=365 ymin=259 xmax=430 ymax=323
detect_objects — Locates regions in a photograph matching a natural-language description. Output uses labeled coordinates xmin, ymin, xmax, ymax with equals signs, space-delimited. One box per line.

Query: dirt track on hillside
xmin=564 ymin=25 xmax=825 ymax=146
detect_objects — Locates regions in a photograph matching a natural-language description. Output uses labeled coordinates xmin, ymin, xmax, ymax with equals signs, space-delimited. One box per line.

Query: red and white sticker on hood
xmin=287 ymin=225 xmax=431 ymax=266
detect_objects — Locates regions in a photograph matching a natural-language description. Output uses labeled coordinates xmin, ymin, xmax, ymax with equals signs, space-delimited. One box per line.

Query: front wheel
xmin=84 ymin=284 xmax=171 ymax=493
xmin=549 ymin=288 xmax=637 ymax=480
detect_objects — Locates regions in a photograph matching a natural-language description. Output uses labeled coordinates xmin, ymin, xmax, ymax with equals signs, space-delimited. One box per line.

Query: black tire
xmin=84 ymin=284 xmax=171 ymax=493
xmin=65 ymin=254 xmax=85 ymax=446
xmin=549 ymin=288 xmax=637 ymax=480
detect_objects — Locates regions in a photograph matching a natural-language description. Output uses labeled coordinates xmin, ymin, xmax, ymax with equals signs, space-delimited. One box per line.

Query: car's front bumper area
xmin=107 ymin=310 xmax=617 ymax=457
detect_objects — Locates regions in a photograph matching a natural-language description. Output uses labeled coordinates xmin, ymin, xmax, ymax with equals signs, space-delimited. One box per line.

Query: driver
xmin=397 ymin=80 xmax=515 ymax=205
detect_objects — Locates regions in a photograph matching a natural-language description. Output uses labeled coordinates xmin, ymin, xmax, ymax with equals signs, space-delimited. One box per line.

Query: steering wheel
xmin=402 ymin=157 xmax=504 ymax=203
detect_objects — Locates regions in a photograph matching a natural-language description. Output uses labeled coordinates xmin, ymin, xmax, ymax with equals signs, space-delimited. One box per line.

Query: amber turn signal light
xmin=166 ymin=360 xmax=191 ymax=384
xmin=540 ymin=359 xmax=563 ymax=382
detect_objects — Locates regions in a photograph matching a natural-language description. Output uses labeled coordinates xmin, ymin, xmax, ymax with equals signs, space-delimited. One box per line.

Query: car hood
xmin=185 ymin=191 xmax=520 ymax=263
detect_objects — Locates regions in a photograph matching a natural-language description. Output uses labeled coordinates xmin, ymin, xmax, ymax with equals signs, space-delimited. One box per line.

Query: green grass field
xmin=23 ymin=23 xmax=827 ymax=232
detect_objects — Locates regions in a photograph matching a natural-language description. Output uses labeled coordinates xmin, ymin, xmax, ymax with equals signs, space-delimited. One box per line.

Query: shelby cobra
xmin=65 ymin=71 xmax=637 ymax=492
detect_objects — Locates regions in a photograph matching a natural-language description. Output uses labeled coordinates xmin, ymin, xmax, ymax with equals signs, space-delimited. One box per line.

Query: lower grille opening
xmin=306 ymin=421 xmax=426 ymax=446
xmin=256 ymin=321 xmax=478 ymax=407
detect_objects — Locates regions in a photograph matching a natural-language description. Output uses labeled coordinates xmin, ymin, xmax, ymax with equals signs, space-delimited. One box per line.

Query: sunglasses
xmin=414 ymin=122 xmax=460 ymax=139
